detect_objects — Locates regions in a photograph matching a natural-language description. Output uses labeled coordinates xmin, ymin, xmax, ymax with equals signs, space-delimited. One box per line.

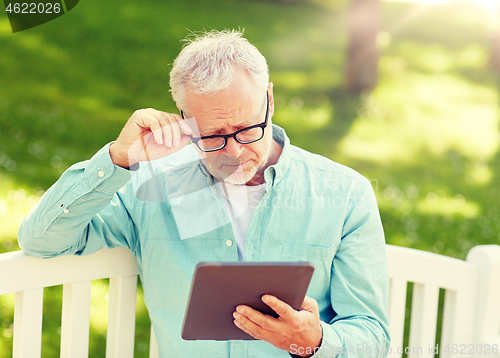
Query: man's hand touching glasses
xmin=109 ymin=109 xmax=193 ymax=169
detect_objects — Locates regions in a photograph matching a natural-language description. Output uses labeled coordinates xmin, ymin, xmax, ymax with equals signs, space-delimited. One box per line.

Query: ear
xmin=267 ymin=82 xmax=274 ymax=118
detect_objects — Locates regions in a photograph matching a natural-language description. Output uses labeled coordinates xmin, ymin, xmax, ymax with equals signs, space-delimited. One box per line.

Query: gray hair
xmin=169 ymin=29 xmax=269 ymax=110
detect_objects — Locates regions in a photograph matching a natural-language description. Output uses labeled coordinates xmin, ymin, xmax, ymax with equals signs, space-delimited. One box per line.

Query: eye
xmin=210 ymin=129 xmax=226 ymax=136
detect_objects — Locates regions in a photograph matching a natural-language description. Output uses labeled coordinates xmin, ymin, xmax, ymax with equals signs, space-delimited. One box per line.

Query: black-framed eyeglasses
xmin=180 ymin=91 xmax=269 ymax=152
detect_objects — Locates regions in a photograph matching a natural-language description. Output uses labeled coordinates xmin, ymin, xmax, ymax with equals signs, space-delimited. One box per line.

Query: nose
xmin=222 ymin=137 xmax=245 ymax=159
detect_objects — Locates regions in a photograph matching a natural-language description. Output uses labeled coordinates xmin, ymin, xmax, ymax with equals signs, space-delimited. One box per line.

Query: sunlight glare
xmin=382 ymin=0 xmax=452 ymax=5
xmin=382 ymin=0 xmax=499 ymax=13
xmin=474 ymin=0 xmax=499 ymax=13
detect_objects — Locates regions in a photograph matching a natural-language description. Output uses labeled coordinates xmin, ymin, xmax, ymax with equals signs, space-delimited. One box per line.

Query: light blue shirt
xmin=18 ymin=125 xmax=390 ymax=358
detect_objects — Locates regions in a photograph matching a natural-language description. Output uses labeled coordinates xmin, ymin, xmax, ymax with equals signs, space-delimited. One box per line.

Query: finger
xmin=154 ymin=112 xmax=173 ymax=148
xmin=233 ymin=310 xmax=272 ymax=340
xmin=179 ymin=118 xmax=194 ymax=135
xmin=164 ymin=134 xmax=191 ymax=155
xmin=135 ymin=113 xmax=163 ymax=145
xmin=168 ymin=117 xmax=181 ymax=148
xmin=178 ymin=114 xmax=197 ymax=135
xmin=161 ymin=112 xmax=187 ymax=148
xmin=147 ymin=110 xmax=171 ymax=148
xmin=301 ymin=296 xmax=319 ymax=313
xmin=162 ymin=119 xmax=173 ymax=148
xmin=262 ymin=295 xmax=295 ymax=321
xmin=179 ymin=134 xmax=192 ymax=148
xmin=163 ymin=112 xmax=194 ymax=136
xmin=235 ymin=305 xmax=277 ymax=332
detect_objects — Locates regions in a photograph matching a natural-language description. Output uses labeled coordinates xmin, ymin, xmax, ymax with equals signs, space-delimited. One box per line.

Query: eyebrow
xmin=203 ymin=120 xmax=255 ymax=133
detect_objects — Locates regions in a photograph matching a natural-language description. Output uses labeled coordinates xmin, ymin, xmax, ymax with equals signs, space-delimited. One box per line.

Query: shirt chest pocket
xmin=281 ymin=244 xmax=333 ymax=300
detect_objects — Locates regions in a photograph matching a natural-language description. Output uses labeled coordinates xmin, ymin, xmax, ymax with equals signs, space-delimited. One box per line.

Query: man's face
xmin=182 ymin=68 xmax=275 ymax=185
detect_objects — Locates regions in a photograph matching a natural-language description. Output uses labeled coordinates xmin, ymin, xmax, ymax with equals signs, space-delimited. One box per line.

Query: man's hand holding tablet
xmin=233 ymin=294 xmax=323 ymax=357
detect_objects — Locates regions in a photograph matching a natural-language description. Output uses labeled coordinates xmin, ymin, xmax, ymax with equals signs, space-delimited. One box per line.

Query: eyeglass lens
xmin=197 ymin=127 xmax=264 ymax=151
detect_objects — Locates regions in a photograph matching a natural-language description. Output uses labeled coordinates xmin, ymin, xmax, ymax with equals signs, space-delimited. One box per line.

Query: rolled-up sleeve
xmin=18 ymin=143 xmax=136 ymax=258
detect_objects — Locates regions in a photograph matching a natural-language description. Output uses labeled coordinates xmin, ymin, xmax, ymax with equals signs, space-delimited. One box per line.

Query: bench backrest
xmin=0 ymin=244 xmax=499 ymax=358
xmin=0 ymin=247 xmax=158 ymax=358
xmin=387 ymin=244 xmax=500 ymax=358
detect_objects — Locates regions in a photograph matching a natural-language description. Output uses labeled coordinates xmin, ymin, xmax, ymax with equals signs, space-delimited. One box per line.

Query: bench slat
xmin=106 ymin=275 xmax=138 ymax=358
xmin=149 ymin=326 xmax=160 ymax=358
xmin=60 ymin=281 xmax=92 ymax=358
xmin=467 ymin=245 xmax=500 ymax=342
xmin=388 ymin=277 xmax=407 ymax=358
xmin=408 ymin=283 xmax=439 ymax=358
xmin=440 ymin=288 xmax=477 ymax=358
xmin=13 ymin=288 xmax=44 ymax=358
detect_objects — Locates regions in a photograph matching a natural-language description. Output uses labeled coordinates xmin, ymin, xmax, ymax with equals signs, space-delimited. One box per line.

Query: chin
xmin=216 ymin=163 xmax=259 ymax=185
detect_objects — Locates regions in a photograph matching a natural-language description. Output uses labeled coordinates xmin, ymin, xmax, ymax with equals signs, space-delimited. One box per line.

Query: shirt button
xmin=63 ymin=209 xmax=69 ymax=214
xmin=226 ymin=240 xmax=233 ymax=247
xmin=98 ymin=170 xmax=105 ymax=178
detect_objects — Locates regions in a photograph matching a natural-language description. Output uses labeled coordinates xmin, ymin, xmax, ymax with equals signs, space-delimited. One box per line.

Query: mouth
xmin=221 ymin=160 xmax=249 ymax=168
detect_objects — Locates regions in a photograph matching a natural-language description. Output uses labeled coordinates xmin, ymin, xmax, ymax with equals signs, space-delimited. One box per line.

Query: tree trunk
xmin=487 ymin=3 xmax=500 ymax=72
xmin=346 ymin=0 xmax=380 ymax=92
xmin=489 ymin=31 xmax=500 ymax=72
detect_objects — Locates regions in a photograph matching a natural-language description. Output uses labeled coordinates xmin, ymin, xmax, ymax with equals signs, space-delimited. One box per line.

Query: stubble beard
xmin=208 ymin=134 xmax=273 ymax=185
xmin=223 ymin=157 xmax=265 ymax=185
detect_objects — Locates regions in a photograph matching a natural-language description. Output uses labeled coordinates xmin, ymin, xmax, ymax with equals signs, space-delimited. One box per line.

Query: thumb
xmin=169 ymin=134 xmax=191 ymax=153
xmin=179 ymin=134 xmax=191 ymax=148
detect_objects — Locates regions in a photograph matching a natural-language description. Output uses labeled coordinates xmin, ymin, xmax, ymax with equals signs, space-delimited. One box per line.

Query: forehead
xmin=184 ymin=93 xmax=264 ymax=134
xmin=183 ymin=67 xmax=265 ymax=131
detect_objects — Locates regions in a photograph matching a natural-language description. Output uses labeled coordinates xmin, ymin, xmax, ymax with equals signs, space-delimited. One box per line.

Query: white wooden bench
xmin=0 ymin=244 xmax=499 ymax=358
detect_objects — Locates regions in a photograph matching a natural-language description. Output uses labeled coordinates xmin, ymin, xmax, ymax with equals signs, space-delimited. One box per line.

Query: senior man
xmin=19 ymin=30 xmax=390 ymax=357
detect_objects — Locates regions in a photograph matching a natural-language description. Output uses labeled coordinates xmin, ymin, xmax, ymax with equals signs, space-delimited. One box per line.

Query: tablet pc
xmin=181 ymin=261 xmax=314 ymax=341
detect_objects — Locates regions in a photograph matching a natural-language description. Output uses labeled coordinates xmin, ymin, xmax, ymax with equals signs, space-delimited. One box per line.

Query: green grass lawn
xmin=1 ymin=0 xmax=499 ymax=356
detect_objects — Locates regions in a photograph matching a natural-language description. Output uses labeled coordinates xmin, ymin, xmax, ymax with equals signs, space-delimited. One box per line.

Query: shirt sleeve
xmin=18 ymin=143 xmax=137 ymax=258
xmin=312 ymin=177 xmax=391 ymax=358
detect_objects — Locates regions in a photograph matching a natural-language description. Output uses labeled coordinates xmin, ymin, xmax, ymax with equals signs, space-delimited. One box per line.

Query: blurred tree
xmin=346 ymin=0 xmax=380 ymax=92
xmin=257 ymin=0 xmax=349 ymax=10
xmin=487 ymin=1 xmax=500 ymax=72
xmin=489 ymin=31 xmax=500 ymax=72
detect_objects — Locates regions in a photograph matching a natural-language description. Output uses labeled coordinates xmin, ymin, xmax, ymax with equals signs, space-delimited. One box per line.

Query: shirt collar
xmin=263 ymin=124 xmax=291 ymax=190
